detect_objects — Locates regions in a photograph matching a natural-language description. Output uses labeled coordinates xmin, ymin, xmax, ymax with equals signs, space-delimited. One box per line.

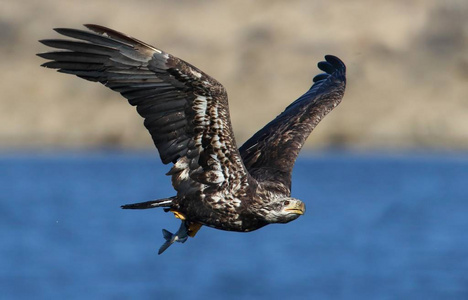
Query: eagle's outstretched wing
xmin=38 ymin=25 xmax=250 ymax=197
xmin=239 ymin=55 xmax=346 ymax=191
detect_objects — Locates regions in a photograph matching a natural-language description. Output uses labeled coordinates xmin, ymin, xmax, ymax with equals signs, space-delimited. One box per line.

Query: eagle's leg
xmin=187 ymin=222 xmax=202 ymax=237
xmin=169 ymin=209 xmax=203 ymax=237
xmin=169 ymin=209 xmax=186 ymax=220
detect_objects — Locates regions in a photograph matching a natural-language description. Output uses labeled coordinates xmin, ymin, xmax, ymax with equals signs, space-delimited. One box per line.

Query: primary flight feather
xmin=38 ymin=25 xmax=346 ymax=254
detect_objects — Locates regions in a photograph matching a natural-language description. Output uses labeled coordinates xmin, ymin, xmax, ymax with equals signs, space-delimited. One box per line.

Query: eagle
xmin=38 ymin=25 xmax=346 ymax=254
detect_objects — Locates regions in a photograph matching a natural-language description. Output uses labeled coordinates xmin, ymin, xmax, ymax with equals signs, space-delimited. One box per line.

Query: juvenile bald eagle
xmin=38 ymin=25 xmax=346 ymax=254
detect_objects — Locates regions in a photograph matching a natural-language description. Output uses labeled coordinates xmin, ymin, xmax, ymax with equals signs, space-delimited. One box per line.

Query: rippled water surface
xmin=1 ymin=151 xmax=467 ymax=299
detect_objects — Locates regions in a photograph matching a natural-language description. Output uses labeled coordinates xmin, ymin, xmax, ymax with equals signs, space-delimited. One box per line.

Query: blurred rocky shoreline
xmin=1 ymin=0 xmax=467 ymax=150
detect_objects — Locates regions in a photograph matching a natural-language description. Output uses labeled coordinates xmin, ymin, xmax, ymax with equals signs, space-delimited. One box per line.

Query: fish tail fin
xmin=157 ymin=222 xmax=190 ymax=255
xmin=162 ymin=229 xmax=173 ymax=241
xmin=121 ymin=197 xmax=174 ymax=209
xmin=158 ymin=229 xmax=175 ymax=255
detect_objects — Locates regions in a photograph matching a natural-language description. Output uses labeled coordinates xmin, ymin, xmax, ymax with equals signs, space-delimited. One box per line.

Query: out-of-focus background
xmin=1 ymin=1 xmax=468 ymax=299
xmin=1 ymin=0 xmax=467 ymax=150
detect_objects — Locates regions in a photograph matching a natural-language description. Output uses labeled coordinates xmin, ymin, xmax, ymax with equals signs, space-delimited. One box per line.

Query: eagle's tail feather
xmin=121 ymin=197 xmax=174 ymax=209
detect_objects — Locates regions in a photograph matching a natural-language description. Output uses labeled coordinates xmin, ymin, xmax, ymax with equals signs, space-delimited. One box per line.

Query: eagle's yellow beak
xmin=284 ymin=201 xmax=305 ymax=215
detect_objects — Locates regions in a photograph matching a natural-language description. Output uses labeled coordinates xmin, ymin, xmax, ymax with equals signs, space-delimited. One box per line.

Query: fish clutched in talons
xmin=170 ymin=209 xmax=203 ymax=237
xmin=122 ymin=198 xmax=203 ymax=254
xmin=158 ymin=211 xmax=203 ymax=254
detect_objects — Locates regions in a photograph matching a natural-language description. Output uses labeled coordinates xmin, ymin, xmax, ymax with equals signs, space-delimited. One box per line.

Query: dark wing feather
xmin=239 ymin=55 xmax=346 ymax=191
xmin=38 ymin=25 xmax=250 ymax=197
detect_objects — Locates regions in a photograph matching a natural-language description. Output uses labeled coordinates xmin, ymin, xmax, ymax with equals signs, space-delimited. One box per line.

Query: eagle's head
xmin=259 ymin=198 xmax=306 ymax=224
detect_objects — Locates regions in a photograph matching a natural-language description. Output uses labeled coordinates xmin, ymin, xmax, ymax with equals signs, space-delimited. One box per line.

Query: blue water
xmin=1 ymin=151 xmax=467 ymax=299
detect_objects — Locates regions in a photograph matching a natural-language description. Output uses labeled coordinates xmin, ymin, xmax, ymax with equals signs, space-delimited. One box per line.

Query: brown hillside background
xmin=1 ymin=0 xmax=467 ymax=151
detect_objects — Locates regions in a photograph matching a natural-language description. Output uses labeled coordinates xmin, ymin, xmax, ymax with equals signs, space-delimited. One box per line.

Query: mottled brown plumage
xmin=38 ymin=25 xmax=346 ymax=254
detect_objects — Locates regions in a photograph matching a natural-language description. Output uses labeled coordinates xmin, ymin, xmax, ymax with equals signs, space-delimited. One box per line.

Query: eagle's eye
xmin=284 ymin=200 xmax=290 ymax=206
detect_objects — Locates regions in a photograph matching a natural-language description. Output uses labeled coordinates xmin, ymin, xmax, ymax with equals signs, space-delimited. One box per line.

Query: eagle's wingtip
xmin=324 ymin=55 xmax=346 ymax=71
xmin=313 ymin=55 xmax=346 ymax=83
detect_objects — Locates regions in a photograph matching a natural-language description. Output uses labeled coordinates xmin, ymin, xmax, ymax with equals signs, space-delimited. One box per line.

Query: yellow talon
xmin=187 ymin=223 xmax=202 ymax=237
xmin=170 ymin=209 xmax=186 ymax=220
xmin=169 ymin=209 xmax=202 ymax=237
